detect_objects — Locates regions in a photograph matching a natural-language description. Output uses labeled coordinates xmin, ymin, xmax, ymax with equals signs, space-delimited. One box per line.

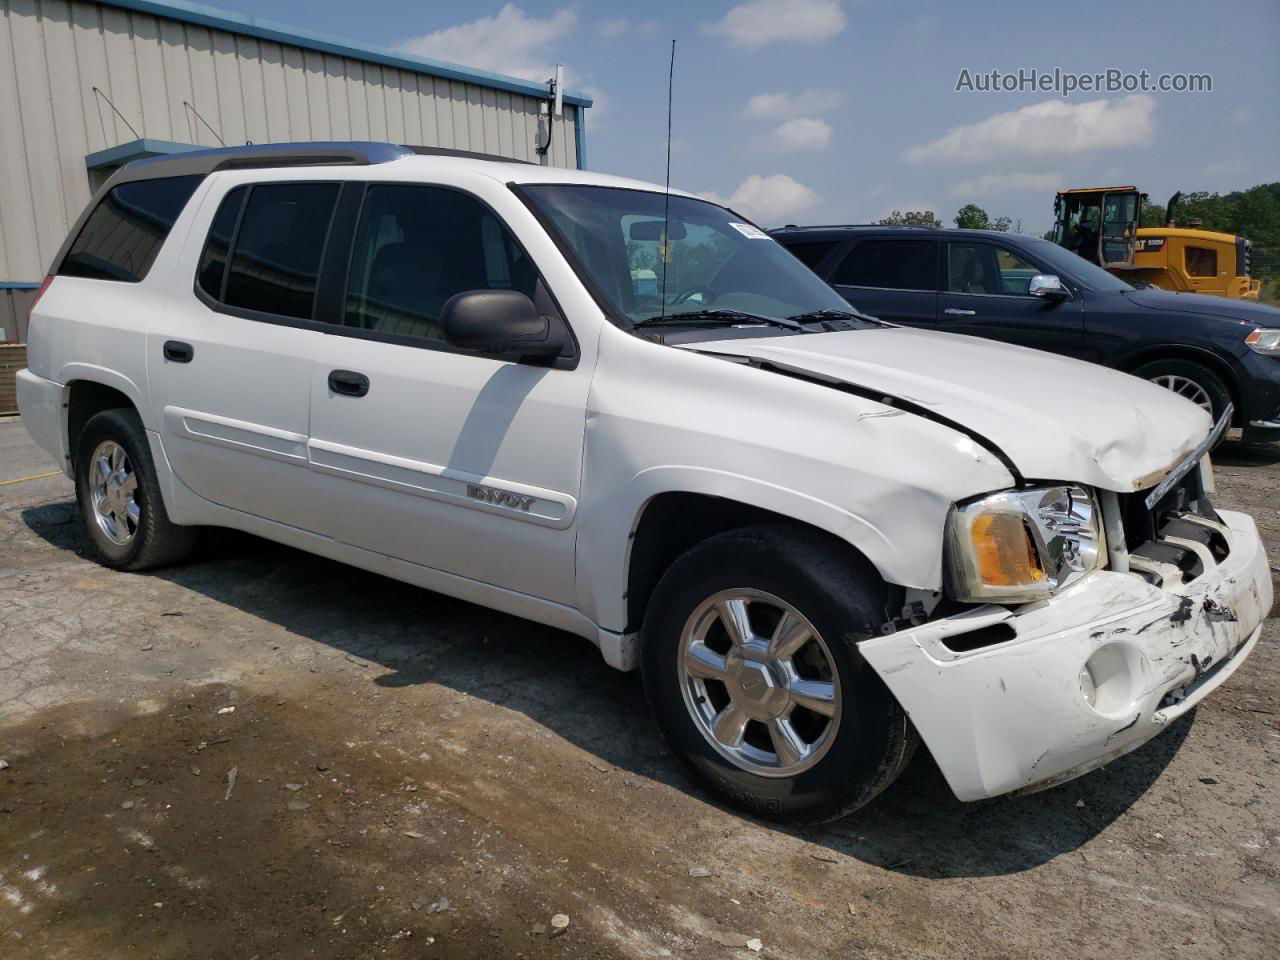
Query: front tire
xmin=641 ymin=525 xmax=916 ymax=824
xmin=74 ymin=408 xmax=198 ymax=571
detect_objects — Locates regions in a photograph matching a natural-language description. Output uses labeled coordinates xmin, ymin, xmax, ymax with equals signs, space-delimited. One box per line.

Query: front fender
xmin=576 ymin=463 xmax=951 ymax=635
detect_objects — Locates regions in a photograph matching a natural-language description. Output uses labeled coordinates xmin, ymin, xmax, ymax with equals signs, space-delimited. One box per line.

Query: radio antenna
xmin=659 ymin=39 xmax=676 ymax=320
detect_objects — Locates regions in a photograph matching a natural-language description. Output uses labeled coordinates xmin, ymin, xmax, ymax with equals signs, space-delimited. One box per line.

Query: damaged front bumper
xmin=860 ymin=509 xmax=1273 ymax=802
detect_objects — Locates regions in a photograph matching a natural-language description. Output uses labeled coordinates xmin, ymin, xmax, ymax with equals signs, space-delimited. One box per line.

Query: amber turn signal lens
xmin=970 ymin=512 xmax=1045 ymax=587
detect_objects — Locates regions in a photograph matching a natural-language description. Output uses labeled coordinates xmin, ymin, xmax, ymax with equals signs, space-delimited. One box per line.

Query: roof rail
xmin=109 ymin=141 xmax=541 ymax=186
xmin=402 ymin=145 xmax=536 ymax=165
xmin=112 ymin=141 xmax=415 ymax=184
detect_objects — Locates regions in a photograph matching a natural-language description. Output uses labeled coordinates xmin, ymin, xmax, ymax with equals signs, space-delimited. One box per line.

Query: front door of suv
xmin=825 ymin=236 xmax=939 ymax=327
xmin=937 ymin=239 xmax=1086 ymax=357
xmin=304 ymin=183 xmax=591 ymax=605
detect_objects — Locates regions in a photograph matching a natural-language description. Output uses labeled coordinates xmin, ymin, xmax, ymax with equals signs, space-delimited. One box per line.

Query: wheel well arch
xmin=1116 ymin=345 xmax=1242 ymax=424
xmin=67 ymin=380 xmax=136 ymax=470
xmin=624 ymin=491 xmax=889 ymax=635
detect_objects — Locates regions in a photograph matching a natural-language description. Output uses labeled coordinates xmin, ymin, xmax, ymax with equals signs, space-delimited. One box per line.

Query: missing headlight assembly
xmin=945 ymin=486 xmax=1106 ymax=603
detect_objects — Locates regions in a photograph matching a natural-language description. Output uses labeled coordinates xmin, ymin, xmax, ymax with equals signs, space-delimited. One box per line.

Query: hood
xmin=1121 ymin=286 xmax=1280 ymax=324
xmin=685 ymin=327 xmax=1212 ymax=493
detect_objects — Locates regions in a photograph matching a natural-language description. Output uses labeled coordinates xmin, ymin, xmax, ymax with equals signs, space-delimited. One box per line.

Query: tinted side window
xmin=782 ymin=240 xmax=838 ymax=272
xmin=345 ymin=185 xmax=539 ymax=342
xmin=196 ymin=187 xmax=247 ymax=300
xmin=60 ymin=175 xmax=203 ymax=283
xmin=832 ymin=239 xmax=936 ymax=291
xmin=223 ymin=183 xmax=339 ymax=320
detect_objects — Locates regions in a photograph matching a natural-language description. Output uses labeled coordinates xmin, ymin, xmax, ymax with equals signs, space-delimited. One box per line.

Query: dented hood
xmin=686 ymin=327 xmax=1212 ymax=492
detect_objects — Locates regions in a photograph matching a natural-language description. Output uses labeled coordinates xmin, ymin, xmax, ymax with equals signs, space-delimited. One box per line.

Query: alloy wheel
xmin=677 ymin=589 xmax=841 ymax=778
xmin=1150 ymin=374 xmax=1213 ymax=415
xmin=89 ymin=440 xmax=141 ymax=545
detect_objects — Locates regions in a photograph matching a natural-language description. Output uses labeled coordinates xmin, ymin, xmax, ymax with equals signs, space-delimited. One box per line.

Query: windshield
xmin=1024 ymin=236 xmax=1134 ymax=293
xmin=520 ymin=184 xmax=855 ymax=327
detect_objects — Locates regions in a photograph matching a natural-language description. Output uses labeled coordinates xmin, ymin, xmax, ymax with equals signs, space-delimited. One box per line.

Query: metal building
xmin=0 ymin=0 xmax=592 ymax=342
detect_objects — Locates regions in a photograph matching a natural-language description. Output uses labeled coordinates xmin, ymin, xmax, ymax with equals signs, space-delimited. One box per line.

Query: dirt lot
xmin=1 ymin=416 xmax=1277 ymax=959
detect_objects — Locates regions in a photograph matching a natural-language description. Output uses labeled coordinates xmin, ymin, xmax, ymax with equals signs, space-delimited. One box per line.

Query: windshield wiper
xmin=785 ymin=308 xmax=887 ymax=328
xmin=633 ymin=309 xmax=804 ymax=331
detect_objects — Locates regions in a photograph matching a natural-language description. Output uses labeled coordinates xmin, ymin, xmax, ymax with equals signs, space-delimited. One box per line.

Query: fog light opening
xmin=1079 ymin=664 xmax=1097 ymax=707
xmin=1082 ymin=643 xmax=1139 ymax=717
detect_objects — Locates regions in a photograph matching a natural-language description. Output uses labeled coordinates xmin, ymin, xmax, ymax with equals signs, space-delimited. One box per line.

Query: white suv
xmin=17 ymin=143 xmax=1272 ymax=822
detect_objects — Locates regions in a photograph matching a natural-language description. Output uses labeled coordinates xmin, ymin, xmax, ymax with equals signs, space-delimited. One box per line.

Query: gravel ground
xmin=0 ymin=415 xmax=1277 ymax=959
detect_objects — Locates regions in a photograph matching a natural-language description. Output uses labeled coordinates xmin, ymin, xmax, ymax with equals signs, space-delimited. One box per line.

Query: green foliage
xmin=878 ymin=209 xmax=942 ymax=227
xmin=954 ymin=204 xmax=1011 ymax=231
xmin=1260 ymin=278 xmax=1280 ymax=307
xmin=1139 ymin=199 xmax=1166 ymax=228
xmin=1169 ymin=184 xmax=1280 ymax=279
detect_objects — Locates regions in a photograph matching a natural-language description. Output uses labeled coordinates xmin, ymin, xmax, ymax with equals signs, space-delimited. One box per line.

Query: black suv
xmin=771 ymin=225 xmax=1280 ymax=443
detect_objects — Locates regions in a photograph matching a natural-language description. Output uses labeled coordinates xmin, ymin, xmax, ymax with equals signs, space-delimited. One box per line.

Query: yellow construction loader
xmin=1052 ymin=187 xmax=1260 ymax=299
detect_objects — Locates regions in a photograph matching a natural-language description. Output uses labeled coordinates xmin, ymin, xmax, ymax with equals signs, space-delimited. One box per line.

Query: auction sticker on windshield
xmin=729 ymin=222 xmax=770 ymax=239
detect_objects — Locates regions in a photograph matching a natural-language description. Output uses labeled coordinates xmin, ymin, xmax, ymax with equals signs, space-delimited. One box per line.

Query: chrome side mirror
xmin=1028 ymin=274 xmax=1069 ymax=300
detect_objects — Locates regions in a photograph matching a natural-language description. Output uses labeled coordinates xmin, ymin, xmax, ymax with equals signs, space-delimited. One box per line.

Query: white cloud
xmin=904 ymin=94 xmax=1156 ymax=166
xmin=950 ymin=171 xmax=1062 ymax=198
xmin=769 ymin=117 xmax=832 ymax=153
xmin=399 ymin=4 xmax=575 ymax=82
xmin=598 ymin=18 xmax=659 ymax=39
xmin=703 ymin=0 xmax=845 ymax=50
xmin=742 ymin=87 xmax=843 ymax=119
xmin=700 ymin=174 xmax=820 ymax=224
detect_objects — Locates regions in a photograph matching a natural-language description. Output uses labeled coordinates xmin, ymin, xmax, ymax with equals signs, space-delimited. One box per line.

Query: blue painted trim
xmin=96 ymin=0 xmax=593 ymax=108
xmin=1 ymin=282 xmax=41 ymax=289
xmin=574 ymin=105 xmax=587 ymax=171
xmin=85 ymin=138 xmax=204 ymax=169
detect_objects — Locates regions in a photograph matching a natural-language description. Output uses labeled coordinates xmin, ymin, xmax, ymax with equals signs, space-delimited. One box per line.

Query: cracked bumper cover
xmin=859 ymin=509 xmax=1273 ymax=802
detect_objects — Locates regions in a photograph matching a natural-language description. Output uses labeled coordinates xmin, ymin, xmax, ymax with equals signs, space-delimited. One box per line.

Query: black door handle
xmin=328 ymin=369 xmax=369 ymax=398
xmin=163 ymin=340 xmax=194 ymax=363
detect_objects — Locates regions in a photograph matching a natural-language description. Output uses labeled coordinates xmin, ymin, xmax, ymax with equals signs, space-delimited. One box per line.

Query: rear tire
xmin=641 ymin=524 xmax=916 ymax=824
xmin=74 ymin=408 xmax=198 ymax=571
xmin=1132 ymin=358 xmax=1232 ymax=430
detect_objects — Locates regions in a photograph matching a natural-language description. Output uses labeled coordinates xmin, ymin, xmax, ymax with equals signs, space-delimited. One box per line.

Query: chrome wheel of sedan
xmin=678 ymin=589 xmax=841 ymax=778
xmin=1150 ymin=374 xmax=1213 ymax=414
xmin=89 ymin=440 xmax=140 ymax=545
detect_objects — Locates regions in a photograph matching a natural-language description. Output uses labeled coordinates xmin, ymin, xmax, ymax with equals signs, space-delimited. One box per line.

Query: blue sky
xmin=208 ymin=0 xmax=1279 ymax=233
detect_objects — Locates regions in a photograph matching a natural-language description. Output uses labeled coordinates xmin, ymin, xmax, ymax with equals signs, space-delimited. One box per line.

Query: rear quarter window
xmin=59 ymin=175 xmax=203 ymax=283
xmin=832 ymin=238 xmax=937 ymax=291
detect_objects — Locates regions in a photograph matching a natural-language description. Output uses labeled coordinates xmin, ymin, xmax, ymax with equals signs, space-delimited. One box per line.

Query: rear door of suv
xmin=148 ymin=174 xmax=341 ymax=530
xmin=824 ymin=235 xmax=939 ymax=327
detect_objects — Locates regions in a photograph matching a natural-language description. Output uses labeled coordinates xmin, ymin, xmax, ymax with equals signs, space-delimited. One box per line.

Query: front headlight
xmin=945 ymin=486 xmax=1106 ymax=603
xmin=1246 ymin=329 xmax=1280 ymax=356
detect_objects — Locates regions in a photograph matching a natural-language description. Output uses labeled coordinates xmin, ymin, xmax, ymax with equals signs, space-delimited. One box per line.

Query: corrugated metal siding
xmin=0 ymin=344 xmax=27 ymax=413
xmin=0 ymin=288 xmax=37 ymax=342
xmin=0 ymin=0 xmax=580 ymax=288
